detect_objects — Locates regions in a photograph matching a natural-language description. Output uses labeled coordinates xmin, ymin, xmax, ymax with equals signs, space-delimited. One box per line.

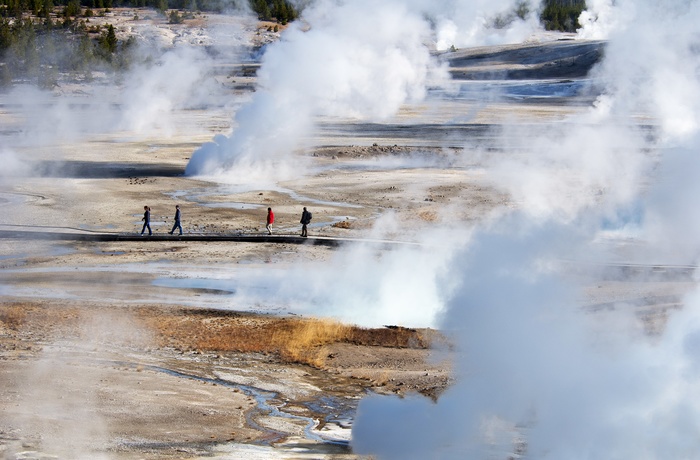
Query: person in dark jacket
xmin=168 ymin=205 xmax=183 ymax=235
xmin=141 ymin=205 xmax=152 ymax=236
xmin=300 ymin=207 xmax=311 ymax=237
xmin=266 ymin=207 xmax=274 ymax=235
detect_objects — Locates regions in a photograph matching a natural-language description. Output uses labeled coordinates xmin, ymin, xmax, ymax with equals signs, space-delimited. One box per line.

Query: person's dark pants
xmin=170 ymin=221 xmax=182 ymax=235
xmin=141 ymin=223 xmax=151 ymax=235
xmin=301 ymin=224 xmax=308 ymax=237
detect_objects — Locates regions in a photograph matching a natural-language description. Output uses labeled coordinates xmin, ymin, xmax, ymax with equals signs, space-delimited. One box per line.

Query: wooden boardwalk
xmin=0 ymin=227 xmax=418 ymax=249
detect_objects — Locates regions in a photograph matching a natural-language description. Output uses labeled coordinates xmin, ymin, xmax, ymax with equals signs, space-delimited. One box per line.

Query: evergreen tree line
xmin=249 ymin=0 xmax=296 ymax=24
xmin=0 ymin=0 xmax=297 ymax=87
xmin=541 ymin=0 xmax=586 ymax=32
xmin=0 ymin=0 xmax=296 ymax=17
xmin=0 ymin=14 xmax=134 ymax=87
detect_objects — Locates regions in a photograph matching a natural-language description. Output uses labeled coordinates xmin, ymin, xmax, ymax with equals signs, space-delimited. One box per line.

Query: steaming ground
xmin=1 ymin=6 xmax=697 ymax=458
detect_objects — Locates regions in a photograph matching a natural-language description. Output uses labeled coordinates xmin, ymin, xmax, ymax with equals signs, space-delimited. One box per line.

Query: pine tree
xmin=63 ymin=0 xmax=81 ymax=17
xmin=0 ymin=18 xmax=12 ymax=51
xmin=0 ymin=64 xmax=11 ymax=87
xmin=31 ymin=0 xmax=42 ymax=16
xmin=103 ymin=23 xmax=116 ymax=52
xmin=541 ymin=0 xmax=585 ymax=32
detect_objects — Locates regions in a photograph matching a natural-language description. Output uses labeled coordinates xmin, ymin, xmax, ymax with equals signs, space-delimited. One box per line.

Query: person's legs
xmin=141 ymin=222 xmax=148 ymax=235
xmin=266 ymin=223 xmax=272 ymax=235
xmin=301 ymin=224 xmax=307 ymax=237
xmin=177 ymin=222 xmax=183 ymax=235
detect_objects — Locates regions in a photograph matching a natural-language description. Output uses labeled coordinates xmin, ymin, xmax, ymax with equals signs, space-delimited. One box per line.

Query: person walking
xmin=266 ymin=207 xmax=274 ymax=235
xmin=300 ymin=207 xmax=312 ymax=237
xmin=168 ymin=205 xmax=183 ymax=235
xmin=141 ymin=205 xmax=152 ymax=236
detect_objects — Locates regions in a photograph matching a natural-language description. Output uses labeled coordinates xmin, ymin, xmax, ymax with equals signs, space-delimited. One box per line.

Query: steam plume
xmin=185 ymin=0 xmax=542 ymax=180
xmin=352 ymin=0 xmax=700 ymax=457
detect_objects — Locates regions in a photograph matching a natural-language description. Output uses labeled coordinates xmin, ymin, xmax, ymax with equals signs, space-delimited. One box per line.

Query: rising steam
xmin=185 ymin=0 xmax=542 ymax=180
xmin=352 ymin=0 xmax=700 ymax=458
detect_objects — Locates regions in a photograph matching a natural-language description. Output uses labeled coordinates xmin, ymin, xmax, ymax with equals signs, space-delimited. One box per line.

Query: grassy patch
xmin=0 ymin=303 xmax=440 ymax=369
xmin=138 ymin=307 xmax=437 ymax=368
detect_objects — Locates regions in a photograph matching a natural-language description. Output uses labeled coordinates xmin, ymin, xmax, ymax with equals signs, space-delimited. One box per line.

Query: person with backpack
xmin=300 ymin=207 xmax=312 ymax=237
xmin=141 ymin=205 xmax=152 ymax=236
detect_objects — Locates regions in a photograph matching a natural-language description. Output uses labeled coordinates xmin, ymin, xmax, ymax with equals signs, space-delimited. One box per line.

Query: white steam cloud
xmin=186 ymin=0 xmax=440 ymax=180
xmin=577 ymin=0 xmax=626 ymax=40
xmin=426 ymin=0 xmax=542 ymax=50
xmin=10 ymin=311 xmax=151 ymax=459
xmin=0 ymin=147 xmax=31 ymax=178
xmin=257 ymin=215 xmax=461 ymax=328
xmin=0 ymin=13 xmax=252 ymax=203
xmin=1 ymin=16 xmax=246 ymax=157
xmin=117 ymin=45 xmax=225 ymax=137
xmin=185 ymin=0 xmax=543 ymax=180
xmin=350 ymin=0 xmax=700 ymax=458
xmin=353 ymin=221 xmax=700 ymax=458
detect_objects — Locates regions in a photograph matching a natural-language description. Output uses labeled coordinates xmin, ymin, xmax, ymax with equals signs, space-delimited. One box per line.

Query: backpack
xmin=301 ymin=211 xmax=312 ymax=225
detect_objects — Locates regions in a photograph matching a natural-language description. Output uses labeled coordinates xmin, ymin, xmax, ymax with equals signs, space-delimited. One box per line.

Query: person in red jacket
xmin=266 ymin=207 xmax=274 ymax=235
